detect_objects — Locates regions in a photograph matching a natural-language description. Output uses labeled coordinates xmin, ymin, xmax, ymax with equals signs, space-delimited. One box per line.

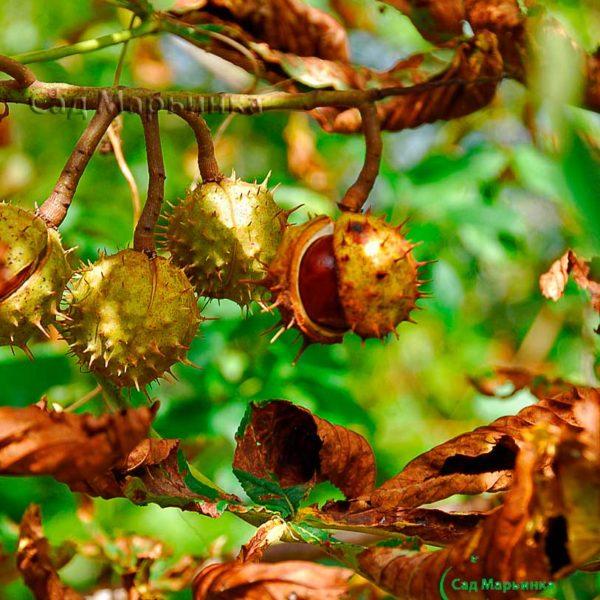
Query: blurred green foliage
xmin=0 ymin=0 xmax=599 ymax=598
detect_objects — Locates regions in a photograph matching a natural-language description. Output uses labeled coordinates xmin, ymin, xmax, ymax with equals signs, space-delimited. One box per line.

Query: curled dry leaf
xmin=233 ymin=400 xmax=376 ymax=504
xmin=313 ymin=32 xmax=504 ymax=133
xmin=540 ymin=249 xmax=600 ymax=313
xmin=172 ymin=3 xmax=506 ymax=133
xmin=193 ymin=560 xmax=353 ymax=599
xmin=357 ymin=389 xmax=600 ymax=599
xmin=171 ymin=0 xmax=350 ymax=63
xmin=71 ymin=438 xmax=235 ymax=518
xmin=370 ymin=386 xmax=592 ymax=510
xmin=237 ymin=518 xmax=289 ymax=563
xmin=0 ymin=404 xmax=154 ymax=486
xmin=17 ymin=505 xmax=82 ymax=600
xmin=381 ymin=0 xmax=465 ymax=43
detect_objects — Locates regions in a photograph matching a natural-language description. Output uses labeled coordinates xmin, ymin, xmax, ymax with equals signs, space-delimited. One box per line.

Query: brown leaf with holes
xmin=234 ymin=400 xmax=376 ymax=499
xmin=193 ymin=560 xmax=353 ymax=599
xmin=357 ymin=389 xmax=600 ymax=599
xmin=370 ymin=386 xmax=593 ymax=510
xmin=17 ymin=505 xmax=82 ymax=600
xmin=70 ymin=438 xmax=236 ymax=518
xmin=540 ymin=249 xmax=600 ymax=313
xmin=0 ymin=404 xmax=155 ymax=486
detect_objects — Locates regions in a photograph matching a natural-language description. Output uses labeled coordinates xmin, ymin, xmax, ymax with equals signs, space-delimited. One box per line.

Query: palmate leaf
xmin=232 ymin=399 xmax=376 ymax=516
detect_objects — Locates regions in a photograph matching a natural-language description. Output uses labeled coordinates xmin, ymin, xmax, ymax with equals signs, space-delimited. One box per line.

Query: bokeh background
xmin=0 ymin=0 xmax=599 ymax=597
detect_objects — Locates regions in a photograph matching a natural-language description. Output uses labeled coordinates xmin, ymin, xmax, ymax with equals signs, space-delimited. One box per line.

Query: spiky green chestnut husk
xmin=266 ymin=212 xmax=424 ymax=345
xmin=0 ymin=203 xmax=71 ymax=348
xmin=62 ymin=249 xmax=201 ymax=389
xmin=166 ymin=176 xmax=287 ymax=306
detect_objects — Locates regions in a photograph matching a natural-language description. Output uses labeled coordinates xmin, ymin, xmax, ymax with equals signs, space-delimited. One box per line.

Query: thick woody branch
xmin=338 ymin=104 xmax=382 ymax=212
xmin=133 ymin=110 xmax=165 ymax=254
xmin=0 ymin=54 xmax=36 ymax=89
xmin=173 ymin=108 xmax=222 ymax=182
xmin=38 ymin=99 xmax=119 ymax=227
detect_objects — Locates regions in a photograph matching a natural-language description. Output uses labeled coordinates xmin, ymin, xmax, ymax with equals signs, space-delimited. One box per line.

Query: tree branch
xmin=38 ymin=98 xmax=119 ymax=227
xmin=0 ymin=75 xmax=505 ymax=115
xmin=133 ymin=110 xmax=165 ymax=254
xmin=338 ymin=104 xmax=382 ymax=212
xmin=172 ymin=108 xmax=222 ymax=182
xmin=0 ymin=54 xmax=36 ymax=88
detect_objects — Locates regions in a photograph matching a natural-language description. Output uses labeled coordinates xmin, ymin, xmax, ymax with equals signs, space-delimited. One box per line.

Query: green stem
xmin=95 ymin=375 xmax=130 ymax=411
xmin=11 ymin=20 xmax=160 ymax=65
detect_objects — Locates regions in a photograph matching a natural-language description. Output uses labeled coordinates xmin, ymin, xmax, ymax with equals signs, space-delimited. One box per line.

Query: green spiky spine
xmin=333 ymin=212 xmax=420 ymax=339
xmin=166 ymin=177 xmax=287 ymax=306
xmin=62 ymin=249 xmax=201 ymax=389
xmin=0 ymin=204 xmax=71 ymax=347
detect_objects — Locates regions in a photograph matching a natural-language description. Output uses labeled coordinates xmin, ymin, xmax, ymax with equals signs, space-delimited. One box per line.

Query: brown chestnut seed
xmin=298 ymin=235 xmax=348 ymax=331
xmin=265 ymin=212 xmax=424 ymax=349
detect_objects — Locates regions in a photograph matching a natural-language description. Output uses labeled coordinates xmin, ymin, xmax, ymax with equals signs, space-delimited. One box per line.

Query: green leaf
xmin=233 ymin=468 xmax=306 ymax=518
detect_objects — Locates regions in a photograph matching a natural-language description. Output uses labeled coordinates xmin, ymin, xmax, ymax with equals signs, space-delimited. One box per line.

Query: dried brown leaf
xmin=382 ymin=0 xmax=465 ymax=43
xmin=370 ymin=386 xmax=592 ymax=510
xmin=540 ymin=249 xmax=600 ymax=313
xmin=71 ymin=438 xmax=234 ymax=518
xmin=357 ymin=389 xmax=600 ymax=599
xmin=17 ymin=505 xmax=82 ymax=600
xmin=171 ymin=0 xmax=350 ymax=62
xmin=233 ymin=400 xmax=376 ymax=499
xmin=193 ymin=560 xmax=353 ymax=599
xmin=313 ymin=32 xmax=504 ymax=133
xmin=0 ymin=404 xmax=155 ymax=486
xmin=307 ymin=502 xmax=489 ymax=546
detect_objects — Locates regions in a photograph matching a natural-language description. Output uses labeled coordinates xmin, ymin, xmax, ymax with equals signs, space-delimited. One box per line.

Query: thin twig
xmin=173 ymin=108 xmax=222 ymax=182
xmin=338 ymin=103 xmax=382 ymax=212
xmin=0 ymin=54 xmax=36 ymax=88
xmin=38 ymin=98 xmax=120 ymax=227
xmin=133 ymin=109 xmax=165 ymax=254
xmin=65 ymin=385 xmax=102 ymax=413
xmin=11 ymin=20 xmax=160 ymax=65
xmin=163 ymin=15 xmax=262 ymax=86
xmin=107 ymin=16 xmax=142 ymax=228
xmin=113 ymin=14 xmax=137 ymax=86
xmin=107 ymin=123 xmax=142 ymax=226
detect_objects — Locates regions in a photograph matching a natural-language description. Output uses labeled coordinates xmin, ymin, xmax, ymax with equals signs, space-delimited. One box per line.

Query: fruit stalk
xmin=133 ymin=109 xmax=165 ymax=254
xmin=0 ymin=54 xmax=36 ymax=89
xmin=338 ymin=103 xmax=382 ymax=212
xmin=173 ymin=108 xmax=222 ymax=182
xmin=38 ymin=98 xmax=120 ymax=227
